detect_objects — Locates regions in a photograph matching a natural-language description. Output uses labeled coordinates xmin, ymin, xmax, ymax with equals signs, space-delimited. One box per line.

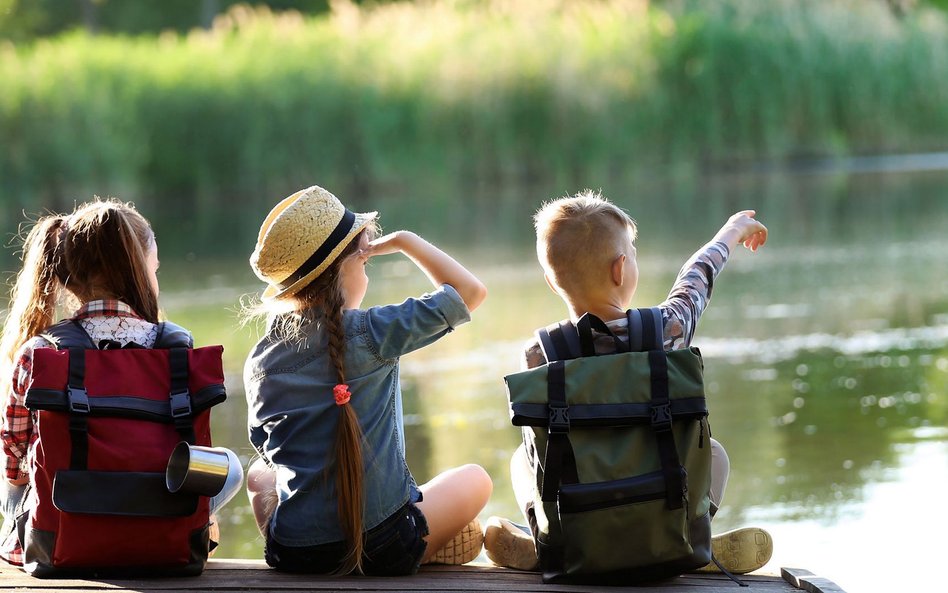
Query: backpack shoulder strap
xmin=535 ymin=320 xmax=581 ymax=363
xmin=627 ymin=307 xmax=664 ymax=351
xmin=41 ymin=319 xmax=96 ymax=350
xmin=154 ymin=321 xmax=193 ymax=349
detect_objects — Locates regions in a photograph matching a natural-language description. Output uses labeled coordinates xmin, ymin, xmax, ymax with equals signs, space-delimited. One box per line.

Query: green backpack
xmin=503 ymin=307 xmax=712 ymax=584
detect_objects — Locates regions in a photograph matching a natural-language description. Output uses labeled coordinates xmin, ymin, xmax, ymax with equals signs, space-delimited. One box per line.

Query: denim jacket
xmin=245 ymin=285 xmax=471 ymax=546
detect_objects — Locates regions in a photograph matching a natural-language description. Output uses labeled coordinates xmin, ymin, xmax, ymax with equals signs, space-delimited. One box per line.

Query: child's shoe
xmin=428 ymin=518 xmax=483 ymax=565
xmin=694 ymin=527 xmax=773 ymax=574
xmin=483 ymin=516 xmax=539 ymax=571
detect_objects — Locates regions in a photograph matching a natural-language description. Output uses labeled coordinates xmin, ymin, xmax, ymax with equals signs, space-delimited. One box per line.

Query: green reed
xmin=2 ymin=0 xmax=948 ymax=258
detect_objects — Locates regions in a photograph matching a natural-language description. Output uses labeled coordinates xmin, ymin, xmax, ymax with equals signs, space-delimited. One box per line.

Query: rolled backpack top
xmin=20 ymin=319 xmax=226 ymax=577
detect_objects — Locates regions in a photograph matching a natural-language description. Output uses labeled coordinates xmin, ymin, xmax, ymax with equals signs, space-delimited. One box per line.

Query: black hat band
xmin=277 ymin=209 xmax=356 ymax=290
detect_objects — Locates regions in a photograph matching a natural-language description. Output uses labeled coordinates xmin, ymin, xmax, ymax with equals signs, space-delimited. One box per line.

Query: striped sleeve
xmin=660 ymin=241 xmax=731 ymax=351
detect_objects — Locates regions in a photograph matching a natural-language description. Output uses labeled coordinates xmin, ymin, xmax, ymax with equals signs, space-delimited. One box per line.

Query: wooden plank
xmin=0 ymin=560 xmax=803 ymax=593
xmin=781 ymin=567 xmax=848 ymax=593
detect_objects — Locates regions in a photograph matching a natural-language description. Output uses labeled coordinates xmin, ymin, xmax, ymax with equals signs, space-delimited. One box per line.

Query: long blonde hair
xmin=270 ymin=229 xmax=371 ymax=575
xmin=1 ymin=198 xmax=158 ymax=369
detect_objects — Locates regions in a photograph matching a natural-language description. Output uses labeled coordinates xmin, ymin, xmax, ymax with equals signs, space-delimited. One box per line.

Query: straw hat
xmin=250 ymin=185 xmax=377 ymax=300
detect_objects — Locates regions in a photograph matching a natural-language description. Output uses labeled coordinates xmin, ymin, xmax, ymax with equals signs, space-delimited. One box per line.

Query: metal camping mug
xmin=165 ymin=441 xmax=229 ymax=496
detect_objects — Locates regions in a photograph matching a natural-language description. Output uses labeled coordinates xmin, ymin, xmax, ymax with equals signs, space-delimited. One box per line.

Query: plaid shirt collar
xmin=72 ymin=299 xmax=143 ymax=320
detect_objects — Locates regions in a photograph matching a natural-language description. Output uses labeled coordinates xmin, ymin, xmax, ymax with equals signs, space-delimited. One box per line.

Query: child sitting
xmin=484 ymin=190 xmax=772 ymax=575
xmin=0 ymin=198 xmax=242 ymax=568
xmin=244 ymin=185 xmax=492 ymax=575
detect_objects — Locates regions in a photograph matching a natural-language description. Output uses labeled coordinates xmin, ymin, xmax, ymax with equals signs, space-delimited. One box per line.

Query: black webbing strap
xmin=576 ymin=313 xmax=628 ymax=356
xmin=44 ymin=322 xmax=94 ymax=471
xmin=168 ymin=348 xmax=195 ymax=444
xmin=638 ymin=307 xmax=664 ymax=351
xmin=577 ymin=316 xmax=596 ymax=357
xmin=648 ymin=349 xmax=685 ymax=510
xmin=650 ymin=307 xmax=664 ymax=348
xmin=65 ymin=347 xmax=90 ymax=470
xmin=641 ymin=308 xmax=656 ymax=350
xmin=541 ymin=360 xmax=578 ymax=502
xmin=627 ymin=309 xmax=644 ymax=351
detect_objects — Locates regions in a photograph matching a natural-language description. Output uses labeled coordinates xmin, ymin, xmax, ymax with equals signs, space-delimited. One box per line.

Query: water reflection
xmin=711 ymin=346 xmax=946 ymax=520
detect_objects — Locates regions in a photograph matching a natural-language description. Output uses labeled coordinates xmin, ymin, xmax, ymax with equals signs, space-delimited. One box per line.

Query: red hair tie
xmin=333 ymin=384 xmax=351 ymax=406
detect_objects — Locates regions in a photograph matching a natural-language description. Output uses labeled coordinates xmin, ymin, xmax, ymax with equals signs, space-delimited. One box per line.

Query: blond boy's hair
xmin=534 ymin=190 xmax=637 ymax=297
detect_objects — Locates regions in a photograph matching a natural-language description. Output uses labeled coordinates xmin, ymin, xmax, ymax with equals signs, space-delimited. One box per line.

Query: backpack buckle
xmin=650 ymin=403 xmax=672 ymax=431
xmin=170 ymin=390 xmax=192 ymax=418
xmin=67 ymin=387 xmax=90 ymax=414
xmin=548 ymin=404 xmax=570 ymax=434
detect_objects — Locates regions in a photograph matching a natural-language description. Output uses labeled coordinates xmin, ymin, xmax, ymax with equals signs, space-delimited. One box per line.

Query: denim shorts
xmin=265 ymin=501 xmax=429 ymax=575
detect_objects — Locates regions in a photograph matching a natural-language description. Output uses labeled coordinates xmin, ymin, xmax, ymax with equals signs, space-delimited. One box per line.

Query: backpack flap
xmin=26 ymin=346 xmax=227 ymax=418
xmin=504 ymin=348 xmax=707 ymax=427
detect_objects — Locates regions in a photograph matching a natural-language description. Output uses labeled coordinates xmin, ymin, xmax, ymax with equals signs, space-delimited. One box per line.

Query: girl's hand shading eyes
xmin=364 ymin=231 xmax=412 ymax=258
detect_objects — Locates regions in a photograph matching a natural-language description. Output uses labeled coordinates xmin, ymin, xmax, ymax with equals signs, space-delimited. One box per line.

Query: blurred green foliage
xmin=2 ymin=0 xmax=948 ymax=257
xmin=0 ymin=0 xmax=335 ymax=41
xmin=3 ymin=0 xmax=946 ymax=41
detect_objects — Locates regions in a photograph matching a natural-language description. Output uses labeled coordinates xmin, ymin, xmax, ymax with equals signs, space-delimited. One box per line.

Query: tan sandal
xmin=427 ymin=518 xmax=483 ymax=565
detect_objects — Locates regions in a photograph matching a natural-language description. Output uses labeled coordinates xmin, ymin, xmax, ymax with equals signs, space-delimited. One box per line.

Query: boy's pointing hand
xmin=719 ymin=210 xmax=768 ymax=252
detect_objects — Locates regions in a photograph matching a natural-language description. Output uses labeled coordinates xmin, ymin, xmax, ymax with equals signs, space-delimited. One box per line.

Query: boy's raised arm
xmin=659 ymin=210 xmax=767 ymax=350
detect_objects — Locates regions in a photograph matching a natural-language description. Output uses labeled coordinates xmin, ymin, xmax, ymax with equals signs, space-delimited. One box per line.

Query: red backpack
xmin=19 ymin=319 xmax=226 ymax=577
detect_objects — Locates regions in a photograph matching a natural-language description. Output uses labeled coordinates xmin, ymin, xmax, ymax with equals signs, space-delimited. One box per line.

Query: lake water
xmin=159 ymin=166 xmax=947 ymax=593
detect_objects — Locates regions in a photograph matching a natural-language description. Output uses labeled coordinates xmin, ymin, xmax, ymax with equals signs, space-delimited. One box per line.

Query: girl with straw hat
xmin=244 ymin=185 xmax=491 ymax=575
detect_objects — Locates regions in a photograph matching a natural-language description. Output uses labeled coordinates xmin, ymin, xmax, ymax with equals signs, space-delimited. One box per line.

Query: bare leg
xmin=246 ymin=457 xmax=277 ymax=537
xmin=709 ymin=438 xmax=730 ymax=514
xmin=416 ymin=464 xmax=492 ymax=563
xmin=482 ymin=446 xmax=539 ymax=570
xmin=694 ymin=439 xmax=772 ymax=574
xmin=509 ymin=444 xmax=535 ymax=524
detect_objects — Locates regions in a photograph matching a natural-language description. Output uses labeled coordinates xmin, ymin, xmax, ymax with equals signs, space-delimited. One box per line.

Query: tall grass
xmin=2 ymin=0 xmax=947 ymax=256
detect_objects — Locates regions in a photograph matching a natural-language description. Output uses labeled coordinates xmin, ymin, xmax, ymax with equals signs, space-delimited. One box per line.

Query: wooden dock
xmin=1 ymin=559 xmax=846 ymax=592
